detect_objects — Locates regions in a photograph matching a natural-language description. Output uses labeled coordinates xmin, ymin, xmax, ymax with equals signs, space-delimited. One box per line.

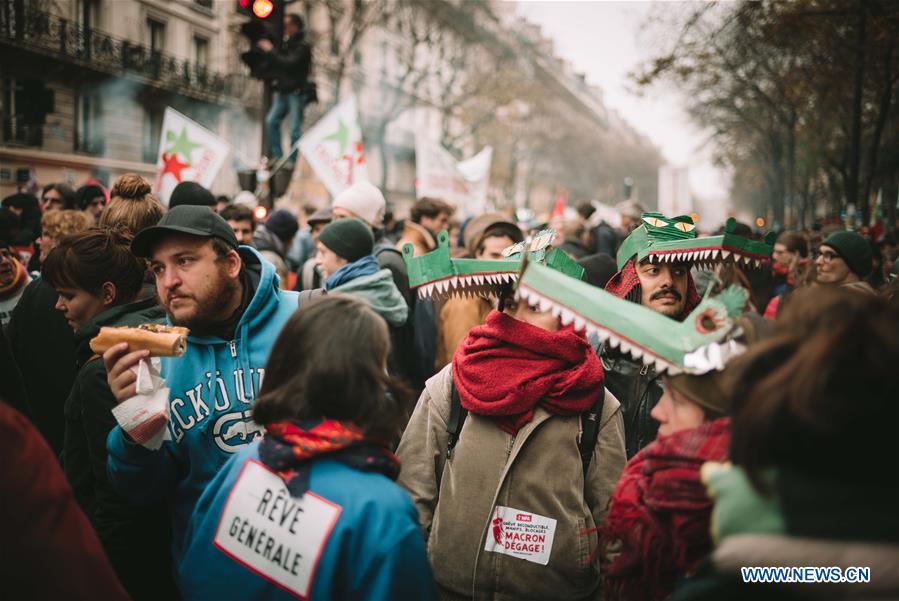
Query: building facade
xmin=0 ymin=0 xmax=261 ymax=198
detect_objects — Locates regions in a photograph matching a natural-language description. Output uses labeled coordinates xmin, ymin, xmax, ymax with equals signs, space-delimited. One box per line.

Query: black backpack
xmin=445 ymin=381 xmax=605 ymax=477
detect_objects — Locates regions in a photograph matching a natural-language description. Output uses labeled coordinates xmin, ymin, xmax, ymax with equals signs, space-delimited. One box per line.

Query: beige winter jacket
xmin=397 ymin=365 xmax=627 ymax=600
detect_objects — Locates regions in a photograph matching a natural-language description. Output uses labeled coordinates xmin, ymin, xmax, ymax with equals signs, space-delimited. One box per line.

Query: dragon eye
xmin=674 ymin=222 xmax=695 ymax=232
xmin=643 ymin=217 xmax=667 ymax=228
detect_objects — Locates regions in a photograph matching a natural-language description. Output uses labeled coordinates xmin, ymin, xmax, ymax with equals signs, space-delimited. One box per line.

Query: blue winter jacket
xmin=178 ymin=442 xmax=437 ymax=601
xmin=106 ymin=247 xmax=298 ymax=561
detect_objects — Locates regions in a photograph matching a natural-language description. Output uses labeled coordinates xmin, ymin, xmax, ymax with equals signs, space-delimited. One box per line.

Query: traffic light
xmin=237 ymin=0 xmax=284 ymax=80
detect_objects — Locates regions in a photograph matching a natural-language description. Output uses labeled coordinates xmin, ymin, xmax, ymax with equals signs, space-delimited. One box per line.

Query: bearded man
xmin=101 ymin=206 xmax=299 ymax=561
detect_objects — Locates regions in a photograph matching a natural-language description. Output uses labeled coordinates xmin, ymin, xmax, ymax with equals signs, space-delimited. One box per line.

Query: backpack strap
xmin=297 ymin=287 xmax=325 ymax=307
xmin=578 ymin=393 xmax=605 ymax=477
xmin=446 ymin=379 xmax=468 ymax=460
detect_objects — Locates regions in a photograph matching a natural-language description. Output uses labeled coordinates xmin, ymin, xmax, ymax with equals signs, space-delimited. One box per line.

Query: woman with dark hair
xmin=43 ymin=227 xmax=176 ymax=600
xmin=178 ymin=295 xmax=437 ymax=600
xmin=672 ymin=288 xmax=899 ymax=600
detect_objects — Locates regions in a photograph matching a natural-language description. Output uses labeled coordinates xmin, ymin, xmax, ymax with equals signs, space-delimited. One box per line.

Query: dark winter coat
xmin=6 ymin=277 xmax=77 ymax=455
xmin=602 ymin=351 xmax=663 ymax=459
xmin=271 ymin=33 xmax=312 ymax=93
xmin=64 ymin=295 xmax=177 ymax=600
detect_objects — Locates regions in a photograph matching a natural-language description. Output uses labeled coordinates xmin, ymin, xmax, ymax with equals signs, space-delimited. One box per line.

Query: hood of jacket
xmin=330 ymin=268 xmax=408 ymax=327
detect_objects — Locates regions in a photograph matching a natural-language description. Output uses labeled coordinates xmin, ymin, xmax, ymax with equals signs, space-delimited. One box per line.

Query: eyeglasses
xmin=818 ymin=250 xmax=840 ymax=263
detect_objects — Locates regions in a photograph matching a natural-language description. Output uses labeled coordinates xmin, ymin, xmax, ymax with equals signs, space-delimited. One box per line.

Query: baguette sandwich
xmin=90 ymin=324 xmax=189 ymax=357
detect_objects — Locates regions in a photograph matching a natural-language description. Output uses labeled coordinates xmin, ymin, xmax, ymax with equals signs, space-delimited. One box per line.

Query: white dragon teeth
xmin=722 ymin=250 xmax=731 ymax=259
xmin=551 ymin=304 xmax=563 ymax=318
xmin=560 ymin=309 xmax=575 ymax=326
xmin=573 ymin=316 xmax=586 ymax=331
xmin=538 ymin=297 xmax=552 ymax=312
xmin=754 ymin=259 xmax=761 ymax=268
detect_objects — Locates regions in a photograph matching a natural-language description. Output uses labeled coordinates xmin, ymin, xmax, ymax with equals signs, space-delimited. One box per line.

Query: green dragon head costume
xmin=617 ymin=213 xmax=775 ymax=270
xmin=517 ymin=261 xmax=748 ymax=375
xmin=402 ymin=229 xmax=584 ymax=300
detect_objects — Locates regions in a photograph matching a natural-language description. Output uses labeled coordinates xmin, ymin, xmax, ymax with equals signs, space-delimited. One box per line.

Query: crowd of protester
xmin=1 ymin=174 xmax=897 ymax=600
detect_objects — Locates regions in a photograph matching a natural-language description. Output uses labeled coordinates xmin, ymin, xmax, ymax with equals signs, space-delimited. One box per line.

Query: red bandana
xmin=599 ymin=417 xmax=731 ymax=601
xmin=260 ymin=419 xmax=400 ymax=496
xmin=452 ymin=310 xmax=604 ymax=435
xmin=604 ymin=260 xmax=701 ymax=321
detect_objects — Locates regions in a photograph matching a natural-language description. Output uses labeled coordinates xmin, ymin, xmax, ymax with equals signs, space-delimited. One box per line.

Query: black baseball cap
xmin=131 ymin=205 xmax=239 ymax=258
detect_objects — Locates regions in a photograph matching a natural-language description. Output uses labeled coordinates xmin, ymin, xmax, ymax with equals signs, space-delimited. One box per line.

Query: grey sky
xmin=514 ymin=1 xmax=732 ymax=223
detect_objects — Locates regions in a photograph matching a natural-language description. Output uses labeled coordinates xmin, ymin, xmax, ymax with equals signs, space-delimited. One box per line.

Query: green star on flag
xmin=165 ymin=127 xmax=204 ymax=161
xmin=323 ymin=119 xmax=350 ymax=156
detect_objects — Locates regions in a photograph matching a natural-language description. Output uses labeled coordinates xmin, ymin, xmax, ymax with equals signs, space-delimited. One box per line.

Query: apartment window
xmin=147 ymin=19 xmax=166 ymax=54
xmin=194 ymin=36 xmax=209 ymax=67
xmin=76 ymin=88 xmax=104 ymax=155
xmin=142 ymin=107 xmax=163 ymax=163
xmin=1 ymin=78 xmax=52 ymax=147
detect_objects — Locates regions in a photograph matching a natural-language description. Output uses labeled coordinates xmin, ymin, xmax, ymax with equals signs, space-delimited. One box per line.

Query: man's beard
xmin=162 ymin=268 xmax=241 ymax=333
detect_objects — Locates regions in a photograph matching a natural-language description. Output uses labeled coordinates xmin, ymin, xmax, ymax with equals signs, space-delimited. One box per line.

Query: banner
xmin=154 ymin=108 xmax=230 ymax=206
xmin=299 ymin=95 xmax=369 ymax=197
xmin=415 ymin=136 xmax=492 ymax=217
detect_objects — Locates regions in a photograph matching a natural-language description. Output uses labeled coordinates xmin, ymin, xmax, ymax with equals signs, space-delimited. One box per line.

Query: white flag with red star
xmin=154 ymin=108 xmax=230 ymax=206
xmin=299 ymin=95 xmax=369 ymax=197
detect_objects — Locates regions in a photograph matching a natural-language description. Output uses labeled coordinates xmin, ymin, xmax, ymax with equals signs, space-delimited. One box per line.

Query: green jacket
xmin=330 ymin=268 xmax=408 ymax=327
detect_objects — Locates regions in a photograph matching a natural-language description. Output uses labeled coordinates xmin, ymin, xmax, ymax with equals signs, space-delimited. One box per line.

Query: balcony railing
xmin=0 ymin=0 xmax=261 ymax=108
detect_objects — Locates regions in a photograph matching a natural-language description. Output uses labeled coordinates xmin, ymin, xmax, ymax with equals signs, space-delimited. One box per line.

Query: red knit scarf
xmin=0 ymin=256 xmax=27 ymax=299
xmin=604 ymin=260 xmax=701 ymax=321
xmin=599 ymin=417 xmax=731 ymax=601
xmin=452 ymin=310 xmax=604 ymax=435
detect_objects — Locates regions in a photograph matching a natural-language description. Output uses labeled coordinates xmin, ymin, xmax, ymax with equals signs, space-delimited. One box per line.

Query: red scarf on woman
xmin=599 ymin=417 xmax=730 ymax=601
xmin=260 ymin=419 xmax=400 ymax=497
xmin=452 ymin=310 xmax=603 ymax=435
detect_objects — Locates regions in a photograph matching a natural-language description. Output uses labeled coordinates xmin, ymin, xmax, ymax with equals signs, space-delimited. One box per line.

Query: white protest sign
xmin=483 ymin=505 xmax=557 ymax=566
xmin=154 ymin=107 xmax=230 ymax=206
xmin=415 ymin=136 xmax=492 ymax=217
xmin=214 ymin=460 xmax=342 ymax=597
xmin=299 ymin=95 xmax=369 ymax=197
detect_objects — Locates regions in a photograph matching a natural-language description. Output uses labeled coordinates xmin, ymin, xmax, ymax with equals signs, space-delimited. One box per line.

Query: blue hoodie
xmin=178 ymin=443 xmax=437 ymax=601
xmin=106 ymin=247 xmax=298 ymax=561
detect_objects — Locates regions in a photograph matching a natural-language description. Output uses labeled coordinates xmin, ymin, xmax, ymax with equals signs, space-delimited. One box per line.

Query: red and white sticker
xmin=213 ymin=460 xmax=342 ymax=599
xmin=483 ymin=505 xmax=557 ymax=566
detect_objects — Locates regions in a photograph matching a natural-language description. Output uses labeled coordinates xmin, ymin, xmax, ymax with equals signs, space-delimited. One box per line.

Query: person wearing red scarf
xmin=178 ymin=295 xmax=437 ymax=600
xmin=599 ymin=368 xmax=733 ymax=601
xmin=397 ymin=293 xmax=626 ymax=600
xmin=0 ymin=244 xmax=31 ymax=326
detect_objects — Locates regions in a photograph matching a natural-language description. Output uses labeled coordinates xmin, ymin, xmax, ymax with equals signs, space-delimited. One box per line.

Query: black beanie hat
xmin=318 ymin=218 xmax=374 ymax=262
xmin=169 ymin=181 xmax=216 ymax=208
xmin=265 ymin=209 xmax=299 ymax=241
xmin=822 ymin=231 xmax=873 ymax=278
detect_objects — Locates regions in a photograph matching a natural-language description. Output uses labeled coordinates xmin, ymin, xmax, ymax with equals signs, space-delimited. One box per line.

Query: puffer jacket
xmin=601 ymin=351 xmax=662 ymax=459
xmin=397 ymin=365 xmax=627 ymax=600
